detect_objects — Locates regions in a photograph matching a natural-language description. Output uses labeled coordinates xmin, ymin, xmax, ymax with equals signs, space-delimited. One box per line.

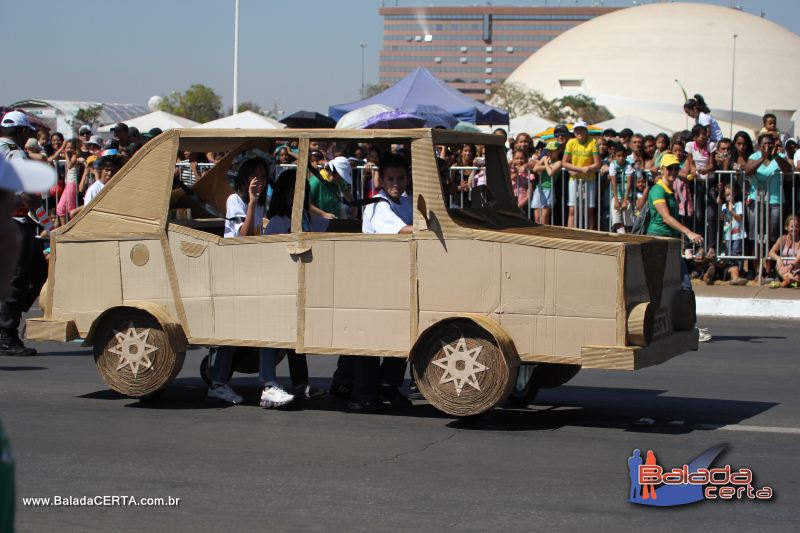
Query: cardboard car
xmin=26 ymin=129 xmax=697 ymax=416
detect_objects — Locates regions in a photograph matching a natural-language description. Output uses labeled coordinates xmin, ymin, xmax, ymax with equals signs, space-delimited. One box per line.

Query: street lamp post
xmin=359 ymin=43 xmax=366 ymax=98
xmin=233 ymin=0 xmax=240 ymax=115
xmin=730 ymin=34 xmax=738 ymax=137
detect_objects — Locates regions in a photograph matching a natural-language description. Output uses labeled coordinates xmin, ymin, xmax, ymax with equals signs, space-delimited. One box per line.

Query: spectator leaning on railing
xmin=562 ymin=120 xmax=601 ymax=229
xmin=743 ymin=133 xmax=792 ymax=247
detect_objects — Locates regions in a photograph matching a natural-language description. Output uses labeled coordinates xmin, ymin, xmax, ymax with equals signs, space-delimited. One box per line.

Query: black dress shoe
xmin=379 ymin=384 xmax=412 ymax=408
xmin=0 ymin=334 xmax=37 ymax=357
xmin=347 ymin=399 xmax=387 ymax=413
xmin=329 ymin=382 xmax=353 ymax=400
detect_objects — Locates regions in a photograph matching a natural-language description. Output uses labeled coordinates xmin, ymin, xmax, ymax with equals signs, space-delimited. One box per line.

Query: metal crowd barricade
xmin=447 ymin=166 xmax=479 ymax=208
xmin=42 ymin=159 xmax=68 ymax=214
xmin=686 ymin=169 xmax=800 ymax=283
xmin=175 ymin=162 xmax=214 ymax=186
xmin=711 ymin=170 xmax=752 ymax=263
xmin=554 ymin=169 xmax=604 ymax=230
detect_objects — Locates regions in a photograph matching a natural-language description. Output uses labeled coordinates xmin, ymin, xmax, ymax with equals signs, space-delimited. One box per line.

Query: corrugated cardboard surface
xmin=51 ymin=241 xmax=123 ymax=334
xmin=207 ymin=240 xmax=299 ymax=342
xmin=418 ymin=239 xmax=502 ymax=313
xmin=418 ymin=238 xmax=619 ymax=359
xmin=624 ymin=245 xmax=650 ymax=305
xmin=25 ymin=318 xmax=77 ymax=342
xmin=303 ymin=238 xmax=411 ymax=352
xmin=213 ymin=295 xmax=297 ymax=342
xmin=87 ymin=136 xmax=176 ymax=224
xmin=119 ymin=240 xmax=170 ymax=301
xmin=168 ymin=233 xmax=214 ymax=338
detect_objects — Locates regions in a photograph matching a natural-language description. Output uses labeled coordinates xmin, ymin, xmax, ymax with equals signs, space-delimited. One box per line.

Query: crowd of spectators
xmin=3 ymin=96 xmax=799 ymax=291
xmin=460 ymin=95 xmax=798 ymax=288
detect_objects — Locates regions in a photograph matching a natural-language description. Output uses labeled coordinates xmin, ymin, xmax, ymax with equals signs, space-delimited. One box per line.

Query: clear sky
xmin=3 ymin=0 xmax=797 ymax=117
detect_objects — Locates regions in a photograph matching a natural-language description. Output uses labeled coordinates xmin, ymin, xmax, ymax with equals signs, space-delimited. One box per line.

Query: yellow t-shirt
xmin=564 ymin=138 xmax=598 ymax=180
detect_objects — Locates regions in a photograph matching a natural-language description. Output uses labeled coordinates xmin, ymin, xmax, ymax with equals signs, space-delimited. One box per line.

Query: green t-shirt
xmin=609 ymin=160 xmax=633 ymax=199
xmin=537 ymin=169 xmax=554 ymax=190
xmin=308 ymin=173 xmax=345 ymax=218
xmin=647 ymin=180 xmax=680 ymax=238
xmin=1 ymin=421 xmax=14 ymax=533
xmin=746 ymin=151 xmax=785 ymax=206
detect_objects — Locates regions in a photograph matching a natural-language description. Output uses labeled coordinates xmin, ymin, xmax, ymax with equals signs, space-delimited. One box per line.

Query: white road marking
xmin=697 ymin=424 xmax=800 ymax=435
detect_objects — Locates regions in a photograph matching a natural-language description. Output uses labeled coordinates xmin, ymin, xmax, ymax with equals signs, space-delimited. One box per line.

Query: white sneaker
xmin=260 ymin=385 xmax=294 ymax=408
xmin=207 ymin=383 xmax=243 ymax=405
xmin=698 ymin=327 xmax=712 ymax=343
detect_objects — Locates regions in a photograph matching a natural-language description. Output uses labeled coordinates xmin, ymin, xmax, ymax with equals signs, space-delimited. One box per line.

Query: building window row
xmin=381 ymin=66 xmax=516 ymax=74
xmin=381 ymin=54 xmax=525 ymax=64
xmin=384 ymin=23 xmax=483 ymax=30
xmin=383 ymin=45 xmax=540 ymax=53
xmin=383 ymin=13 xmax=596 ymax=21
xmin=381 ymin=76 xmax=498 ymax=85
xmin=384 ymin=23 xmax=573 ymax=32
xmin=385 ymin=33 xmax=556 ymax=42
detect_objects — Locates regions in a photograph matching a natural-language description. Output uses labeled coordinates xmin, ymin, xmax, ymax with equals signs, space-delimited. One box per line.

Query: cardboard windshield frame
xmin=33 ymin=128 xmax=696 ymax=378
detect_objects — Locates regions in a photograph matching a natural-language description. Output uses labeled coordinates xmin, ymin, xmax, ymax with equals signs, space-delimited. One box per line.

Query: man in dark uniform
xmin=0 ymin=111 xmax=50 ymax=357
xmin=0 ymin=138 xmax=56 ymax=531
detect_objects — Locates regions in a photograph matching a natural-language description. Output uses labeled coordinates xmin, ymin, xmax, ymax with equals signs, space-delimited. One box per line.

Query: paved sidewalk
xmin=693 ymin=281 xmax=800 ymax=319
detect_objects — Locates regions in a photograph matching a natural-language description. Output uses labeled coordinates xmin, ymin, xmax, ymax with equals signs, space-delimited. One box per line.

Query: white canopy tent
xmin=335 ymin=104 xmax=394 ymax=129
xmin=196 ymin=110 xmax=284 ymax=129
xmin=509 ymin=113 xmax=556 ymax=137
xmin=98 ymin=110 xmax=199 ymax=132
xmin=594 ymin=115 xmax=673 ymax=137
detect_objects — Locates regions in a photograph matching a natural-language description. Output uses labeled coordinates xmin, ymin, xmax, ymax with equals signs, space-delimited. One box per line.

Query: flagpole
xmin=233 ymin=0 xmax=240 ymax=115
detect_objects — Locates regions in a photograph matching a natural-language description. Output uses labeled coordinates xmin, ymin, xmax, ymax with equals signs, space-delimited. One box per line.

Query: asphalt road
xmin=1 ymin=317 xmax=798 ymax=533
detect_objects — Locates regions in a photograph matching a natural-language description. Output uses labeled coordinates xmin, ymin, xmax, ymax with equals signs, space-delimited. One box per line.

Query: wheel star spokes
xmin=432 ymin=336 xmax=488 ymax=396
xmin=108 ymin=321 xmax=158 ymax=377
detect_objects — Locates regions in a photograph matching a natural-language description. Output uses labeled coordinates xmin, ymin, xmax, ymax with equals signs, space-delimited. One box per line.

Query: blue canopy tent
xmin=329 ymin=67 xmax=509 ymax=126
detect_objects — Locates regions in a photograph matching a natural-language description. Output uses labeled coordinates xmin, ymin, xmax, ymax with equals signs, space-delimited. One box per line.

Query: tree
xmin=553 ymin=94 xmax=614 ymax=123
xmin=158 ymin=84 xmax=222 ymax=123
xmin=361 ymin=83 xmax=389 ymax=99
xmin=225 ymin=101 xmax=265 ymax=116
xmin=488 ymin=82 xmax=614 ymax=123
xmin=68 ymin=104 xmax=103 ymax=132
xmin=488 ymin=82 xmax=554 ymax=119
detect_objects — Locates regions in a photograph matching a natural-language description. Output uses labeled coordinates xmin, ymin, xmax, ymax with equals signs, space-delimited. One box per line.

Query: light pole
xmin=233 ymin=0 xmax=240 ymax=115
xmin=359 ymin=43 xmax=366 ymax=99
xmin=675 ymin=79 xmax=688 ymax=129
xmin=730 ymin=34 xmax=738 ymax=137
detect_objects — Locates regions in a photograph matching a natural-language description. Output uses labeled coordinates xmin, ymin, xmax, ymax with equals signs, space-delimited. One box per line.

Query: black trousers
xmin=286 ymin=351 xmax=309 ymax=386
xmin=350 ymin=357 xmax=407 ymax=403
xmin=0 ymin=220 xmax=47 ymax=334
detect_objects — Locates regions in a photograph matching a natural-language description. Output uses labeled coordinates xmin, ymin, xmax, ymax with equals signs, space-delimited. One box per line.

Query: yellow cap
xmin=660 ymin=153 xmax=681 ymax=168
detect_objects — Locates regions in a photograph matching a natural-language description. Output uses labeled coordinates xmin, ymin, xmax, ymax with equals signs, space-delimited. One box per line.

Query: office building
xmin=379 ymin=5 xmax=618 ymax=101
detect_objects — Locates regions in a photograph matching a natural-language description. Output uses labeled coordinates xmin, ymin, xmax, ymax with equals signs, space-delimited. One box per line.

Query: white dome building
xmin=505 ymin=2 xmax=800 ymax=137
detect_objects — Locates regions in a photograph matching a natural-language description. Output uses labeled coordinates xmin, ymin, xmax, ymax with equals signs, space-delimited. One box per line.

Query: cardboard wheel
xmin=412 ymin=317 xmax=519 ymax=417
xmin=93 ymin=309 xmax=185 ymax=397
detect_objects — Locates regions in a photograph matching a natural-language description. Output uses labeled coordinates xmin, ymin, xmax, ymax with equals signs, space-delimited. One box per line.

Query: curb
xmin=696 ymin=296 xmax=800 ymax=319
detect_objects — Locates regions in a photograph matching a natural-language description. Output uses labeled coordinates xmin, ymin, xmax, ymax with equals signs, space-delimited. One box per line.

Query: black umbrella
xmin=279 ymin=110 xmax=336 ymax=129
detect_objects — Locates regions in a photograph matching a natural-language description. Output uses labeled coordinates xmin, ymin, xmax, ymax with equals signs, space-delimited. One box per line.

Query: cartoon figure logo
xmin=626 ymin=445 xmax=773 ymax=506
